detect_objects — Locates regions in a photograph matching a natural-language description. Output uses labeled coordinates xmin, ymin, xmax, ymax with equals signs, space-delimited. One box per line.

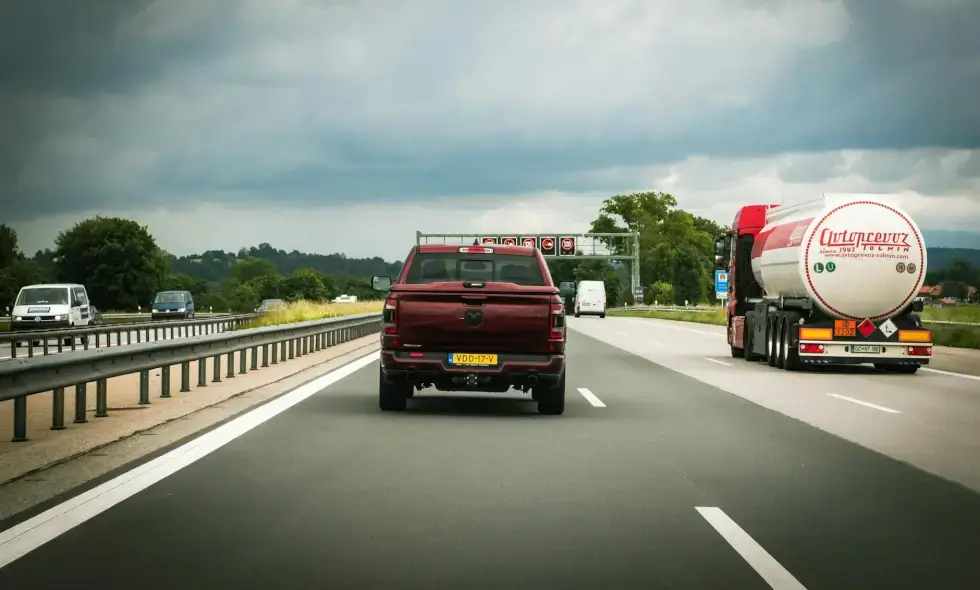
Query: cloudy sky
xmin=3 ymin=0 xmax=980 ymax=261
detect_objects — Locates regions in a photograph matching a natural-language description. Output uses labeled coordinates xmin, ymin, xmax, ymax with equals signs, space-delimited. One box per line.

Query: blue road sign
xmin=714 ymin=270 xmax=729 ymax=298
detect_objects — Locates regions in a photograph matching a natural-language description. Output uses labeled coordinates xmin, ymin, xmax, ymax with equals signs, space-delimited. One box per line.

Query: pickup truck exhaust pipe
xmin=526 ymin=375 xmax=539 ymax=387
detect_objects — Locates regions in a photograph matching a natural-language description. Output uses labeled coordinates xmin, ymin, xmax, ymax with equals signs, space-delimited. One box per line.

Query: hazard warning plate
xmin=879 ymin=318 xmax=898 ymax=338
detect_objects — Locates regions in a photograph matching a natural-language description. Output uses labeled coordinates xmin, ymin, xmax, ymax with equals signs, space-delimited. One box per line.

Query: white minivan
xmin=10 ymin=283 xmax=94 ymax=345
xmin=574 ymin=280 xmax=607 ymax=318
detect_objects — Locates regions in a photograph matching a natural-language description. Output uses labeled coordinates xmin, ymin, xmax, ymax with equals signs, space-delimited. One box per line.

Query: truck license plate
xmin=449 ymin=353 xmax=498 ymax=366
xmin=852 ymin=345 xmax=881 ymax=354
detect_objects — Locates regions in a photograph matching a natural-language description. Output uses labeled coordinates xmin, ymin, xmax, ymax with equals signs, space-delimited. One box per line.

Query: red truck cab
xmin=371 ymin=244 xmax=567 ymax=414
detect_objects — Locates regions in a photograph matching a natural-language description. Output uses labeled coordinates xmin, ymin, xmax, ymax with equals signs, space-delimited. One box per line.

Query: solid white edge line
xmin=826 ymin=393 xmax=900 ymax=414
xmin=576 ymin=387 xmax=606 ymax=408
xmin=920 ymin=367 xmax=980 ymax=381
xmin=0 ymin=349 xmax=381 ymax=570
xmin=696 ymin=507 xmax=808 ymax=590
xmin=704 ymin=358 xmax=732 ymax=367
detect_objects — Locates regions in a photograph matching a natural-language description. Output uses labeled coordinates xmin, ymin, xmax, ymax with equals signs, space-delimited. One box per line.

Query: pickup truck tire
xmin=535 ymin=371 xmax=566 ymax=415
xmin=378 ymin=365 xmax=409 ymax=411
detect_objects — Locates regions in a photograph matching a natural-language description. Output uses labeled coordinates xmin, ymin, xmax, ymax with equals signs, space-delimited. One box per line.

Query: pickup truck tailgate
xmin=394 ymin=286 xmax=554 ymax=353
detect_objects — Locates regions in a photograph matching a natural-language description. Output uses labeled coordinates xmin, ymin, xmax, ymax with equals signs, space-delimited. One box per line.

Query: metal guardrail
xmin=608 ymin=305 xmax=980 ymax=326
xmin=0 ymin=311 xmax=383 ymax=443
xmin=0 ymin=312 xmax=233 ymax=323
xmin=0 ymin=314 xmax=260 ymax=359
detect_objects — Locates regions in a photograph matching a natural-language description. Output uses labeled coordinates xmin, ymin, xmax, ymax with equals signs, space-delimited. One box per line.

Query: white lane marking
xmin=615 ymin=331 xmax=629 ymax=337
xmin=921 ymin=367 xmax=980 ymax=382
xmin=0 ymin=349 xmax=380 ymax=570
xmin=704 ymin=358 xmax=732 ymax=367
xmin=696 ymin=507 xmax=808 ymax=590
xmin=826 ymin=393 xmax=900 ymax=414
xmin=576 ymin=387 xmax=606 ymax=407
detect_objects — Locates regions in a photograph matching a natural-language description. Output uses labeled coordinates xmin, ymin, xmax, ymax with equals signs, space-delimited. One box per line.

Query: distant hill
xmin=169 ymin=243 xmax=403 ymax=281
xmin=923 ymin=230 xmax=980 ymax=250
xmin=927 ymin=247 xmax=980 ymax=271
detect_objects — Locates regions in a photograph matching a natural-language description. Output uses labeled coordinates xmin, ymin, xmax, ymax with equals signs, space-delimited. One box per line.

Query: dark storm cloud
xmin=0 ymin=0 xmax=978 ymax=223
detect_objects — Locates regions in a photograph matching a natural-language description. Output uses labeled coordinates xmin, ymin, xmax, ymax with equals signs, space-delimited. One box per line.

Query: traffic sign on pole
xmin=714 ymin=270 xmax=729 ymax=300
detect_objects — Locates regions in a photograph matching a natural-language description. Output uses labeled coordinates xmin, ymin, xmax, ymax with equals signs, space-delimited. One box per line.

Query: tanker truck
xmin=714 ymin=194 xmax=933 ymax=373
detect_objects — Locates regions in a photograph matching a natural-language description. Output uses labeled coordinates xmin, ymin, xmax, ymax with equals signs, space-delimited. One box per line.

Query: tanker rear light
xmin=898 ymin=330 xmax=931 ymax=343
xmin=907 ymin=346 xmax=932 ymax=357
xmin=799 ymin=327 xmax=833 ymax=341
xmin=800 ymin=343 xmax=825 ymax=354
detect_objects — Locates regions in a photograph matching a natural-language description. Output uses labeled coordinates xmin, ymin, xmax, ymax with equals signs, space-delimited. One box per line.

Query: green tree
xmin=0 ymin=225 xmax=45 ymax=310
xmin=588 ymin=191 xmax=716 ymax=301
xmin=647 ymin=281 xmax=674 ymax=305
xmin=244 ymin=274 xmax=282 ymax=301
xmin=281 ymin=268 xmax=327 ymax=301
xmin=53 ymin=217 xmax=169 ymax=311
xmin=227 ymin=283 xmax=260 ymax=313
xmin=230 ymin=257 xmax=279 ymax=284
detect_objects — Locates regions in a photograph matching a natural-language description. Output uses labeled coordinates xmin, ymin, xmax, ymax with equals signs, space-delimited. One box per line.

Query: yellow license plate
xmin=449 ymin=353 xmax=498 ymax=366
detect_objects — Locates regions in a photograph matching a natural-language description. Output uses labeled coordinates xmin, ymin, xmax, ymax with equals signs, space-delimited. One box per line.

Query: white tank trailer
xmin=718 ymin=194 xmax=934 ymax=374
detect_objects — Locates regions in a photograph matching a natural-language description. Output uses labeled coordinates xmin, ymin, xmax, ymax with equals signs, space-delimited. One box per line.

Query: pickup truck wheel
xmin=535 ymin=372 xmax=566 ymax=415
xmin=378 ymin=365 xmax=408 ymax=411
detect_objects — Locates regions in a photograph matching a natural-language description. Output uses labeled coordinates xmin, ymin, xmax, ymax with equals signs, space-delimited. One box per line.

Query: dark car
xmin=151 ymin=290 xmax=195 ymax=320
xmin=371 ymin=243 xmax=567 ymax=415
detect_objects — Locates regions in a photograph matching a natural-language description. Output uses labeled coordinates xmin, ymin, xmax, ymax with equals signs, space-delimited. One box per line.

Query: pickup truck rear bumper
xmin=381 ymin=350 xmax=564 ymax=390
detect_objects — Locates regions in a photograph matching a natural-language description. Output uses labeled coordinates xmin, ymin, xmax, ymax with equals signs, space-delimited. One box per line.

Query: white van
xmin=10 ymin=283 xmax=94 ymax=345
xmin=574 ymin=280 xmax=607 ymax=318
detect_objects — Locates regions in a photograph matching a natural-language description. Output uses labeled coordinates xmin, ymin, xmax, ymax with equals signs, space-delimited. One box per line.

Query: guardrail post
xmin=213 ymin=355 xmax=222 ymax=382
xmin=250 ymin=347 xmax=258 ymax=371
xmin=181 ymin=362 xmax=191 ymax=392
xmin=139 ymin=370 xmax=150 ymax=405
xmin=12 ymin=397 xmax=28 ymax=442
xmin=286 ymin=339 xmax=293 ymax=359
xmin=153 ymin=327 xmax=159 ymax=342
xmin=226 ymin=352 xmax=235 ymax=378
xmin=74 ymin=383 xmax=88 ymax=423
xmin=161 ymin=366 xmax=171 ymax=398
xmin=95 ymin=332 xmax=102 ymax=347
xmin=198 ymin=358 xmax=208 ymax=387
xmin=95 ymin=379 xmax=108 ymax=417
xmin=262 ymin=344 xmax=270 ymax=367
xmin=169 ymin=325 xmax=175 ymax=340
xmin=52 ymin=387 xmax=66 ymax=430
xmin=136 ymin=329 xmax=142 ymax=343
xmin=280 ymin=341 xmax=287 ymax=363
xmin=239 ymin=349 xmax=247 ymax=374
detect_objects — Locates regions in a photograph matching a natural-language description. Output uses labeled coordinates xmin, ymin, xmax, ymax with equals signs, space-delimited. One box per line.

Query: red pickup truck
xmin=371 ymin=243 xmax=567 ymax=414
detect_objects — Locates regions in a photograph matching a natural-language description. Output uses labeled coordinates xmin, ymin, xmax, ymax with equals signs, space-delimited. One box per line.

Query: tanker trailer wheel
xmin=779 ymin=316 xmax=801 ymax=371
xmin=766 ymin=313 xmax=779 ymax=367
xmin=773 ymin=315 xmax=786 ymax=369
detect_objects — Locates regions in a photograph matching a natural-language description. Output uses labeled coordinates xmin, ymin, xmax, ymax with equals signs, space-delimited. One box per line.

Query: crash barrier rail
xmin=0 ymin=311 xmax=383 ymax=443
xmin=0 ymin=314 xmax=260 ymax=359
xmin=608 ymin=305 xmax=980 ymax=326
xmin=0 ymin=312 xmax=233 ymax=323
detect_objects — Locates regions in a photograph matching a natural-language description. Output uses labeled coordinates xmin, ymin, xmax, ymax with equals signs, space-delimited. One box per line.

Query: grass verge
xmin=608 ymin=307 xmax=980 ymax=350
xmin=245 ymin=300 xmax=384 ymax=329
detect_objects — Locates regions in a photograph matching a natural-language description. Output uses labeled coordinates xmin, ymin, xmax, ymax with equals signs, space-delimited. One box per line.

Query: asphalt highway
xmin=0 ymin=322 xmax=230 ymax=361
xmin=2 ymin=320 xmax=980 ymax=589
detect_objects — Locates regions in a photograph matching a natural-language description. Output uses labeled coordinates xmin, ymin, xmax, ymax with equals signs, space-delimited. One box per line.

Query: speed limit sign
xmin=521 ymin=237 xmax=537 ymax=248
xmin=559 ymin=236 xmax=575 ymax=255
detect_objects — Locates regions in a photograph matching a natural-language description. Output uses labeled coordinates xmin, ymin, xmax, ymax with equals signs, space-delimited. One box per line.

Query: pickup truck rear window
xmin=405 ymin=253 xmax=546 ymax=286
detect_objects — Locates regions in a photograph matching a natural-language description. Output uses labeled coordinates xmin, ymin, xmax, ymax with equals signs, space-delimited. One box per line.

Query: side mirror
xmin=715 ymin=254 xmax=726 ymax=269
xmin=558 ymin=281 xmax=576 ymax=297
xmin=372 ymin=276 xmax=392 ymax=292
xmin=714 ymin=236 xmax=726 ymax=256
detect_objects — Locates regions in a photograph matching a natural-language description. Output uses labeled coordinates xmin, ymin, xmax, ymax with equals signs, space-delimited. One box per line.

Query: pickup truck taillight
xmin=383 ymin=297 xmax=398 ymax=334
xmin=549 ymin=300 xmax=565 ymax=339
